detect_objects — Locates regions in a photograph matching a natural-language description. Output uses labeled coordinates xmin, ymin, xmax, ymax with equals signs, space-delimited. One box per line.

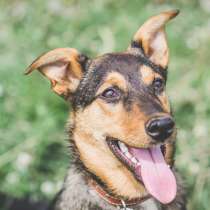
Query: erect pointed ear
xmin=25 ymin=48 xmax=89 ymax=99
xmin=129 ymin=10 xmax=179 ymax=68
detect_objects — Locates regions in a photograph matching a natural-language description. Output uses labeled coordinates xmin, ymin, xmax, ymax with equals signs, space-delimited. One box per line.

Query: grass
xmin=0 ymin=0 xmax=210 ymax=209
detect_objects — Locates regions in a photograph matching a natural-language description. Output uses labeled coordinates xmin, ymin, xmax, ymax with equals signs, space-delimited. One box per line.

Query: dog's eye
xmin=100 ymin=87 xmax=121 ymax=102
xmin=153 ymin=78 xmax=164 ymax=93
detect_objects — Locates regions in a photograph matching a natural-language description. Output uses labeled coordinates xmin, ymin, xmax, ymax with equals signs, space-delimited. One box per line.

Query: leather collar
xmin=88 ymin=179 xmax=150 ymax=208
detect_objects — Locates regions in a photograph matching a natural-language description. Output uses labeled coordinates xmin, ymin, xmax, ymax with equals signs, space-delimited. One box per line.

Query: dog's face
xmin=74 ymin=52 xmax=173 ymax=147
xmin=26 ymin=10 xmax=179 ymax=204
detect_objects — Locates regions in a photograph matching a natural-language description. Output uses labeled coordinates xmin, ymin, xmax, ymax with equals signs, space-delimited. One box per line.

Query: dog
xmin=26 ymin=10 xmax=186 ymax=210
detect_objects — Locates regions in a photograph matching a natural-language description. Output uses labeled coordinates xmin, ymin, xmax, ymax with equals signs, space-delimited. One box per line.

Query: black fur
xmin=72 ymin=53 xmax=165 ymax=118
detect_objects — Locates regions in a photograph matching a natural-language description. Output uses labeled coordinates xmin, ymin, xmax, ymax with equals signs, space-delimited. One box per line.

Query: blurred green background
xmin=0 ymin=0 xmax=210 ymax=209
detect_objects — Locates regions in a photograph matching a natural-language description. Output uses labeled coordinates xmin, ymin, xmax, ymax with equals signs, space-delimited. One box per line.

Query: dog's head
xmin=26 ymin=10 xmax=179 ymax=204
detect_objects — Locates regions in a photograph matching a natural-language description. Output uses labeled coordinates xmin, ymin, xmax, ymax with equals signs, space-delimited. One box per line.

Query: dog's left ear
xmin=129 ymin=10 xmax=179 ymax=68
xmin=25 ymin=48 xmax=89 ymax=99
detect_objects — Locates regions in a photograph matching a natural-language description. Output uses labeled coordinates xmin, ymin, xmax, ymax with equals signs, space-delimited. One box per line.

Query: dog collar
xmin=88 ymin=179 xmax=150 ymax=209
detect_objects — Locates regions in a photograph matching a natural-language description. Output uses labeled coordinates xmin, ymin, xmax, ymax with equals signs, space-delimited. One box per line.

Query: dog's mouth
xmin=107 ymin=138 xmax=177 ymax=204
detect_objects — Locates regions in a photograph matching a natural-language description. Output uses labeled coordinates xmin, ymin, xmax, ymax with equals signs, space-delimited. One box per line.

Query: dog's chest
xmin=139 ymin=199 xmax=160 ymax=210
xmin=114 ymin=198 xmax=159 ymax=210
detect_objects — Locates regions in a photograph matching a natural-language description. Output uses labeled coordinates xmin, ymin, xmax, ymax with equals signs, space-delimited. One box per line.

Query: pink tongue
xmin=130 ymin=146 xmax=177 ymax=204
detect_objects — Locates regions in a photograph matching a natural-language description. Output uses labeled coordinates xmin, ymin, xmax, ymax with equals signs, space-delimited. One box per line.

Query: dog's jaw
xmin=106 ymin=138 xmax=177 ymax=204
xmin=72 ymin=128 xmax=148 ymax=200
xmin=70 ymin=121 xmax=177 ymax=202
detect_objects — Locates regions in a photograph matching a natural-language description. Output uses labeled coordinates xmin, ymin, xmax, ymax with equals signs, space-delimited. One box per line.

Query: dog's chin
xmin=106 ymin=137 xmax=176 ymax=204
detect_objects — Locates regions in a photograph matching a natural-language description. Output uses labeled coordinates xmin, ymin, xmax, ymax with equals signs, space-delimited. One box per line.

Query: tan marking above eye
xmin=140 ymin=65 xmax=164 ymax=86
xmin=96 ymin=72 xmax=127 ymax=95
xmin=140 ymin=65 xmax=170 ymax=112
xmin=140 ymin=65 xmax=155 ymax=85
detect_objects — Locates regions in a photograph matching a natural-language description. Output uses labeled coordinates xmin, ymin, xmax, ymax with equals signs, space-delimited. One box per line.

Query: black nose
xmin=146 ymin=117 xmax=175 ymax=142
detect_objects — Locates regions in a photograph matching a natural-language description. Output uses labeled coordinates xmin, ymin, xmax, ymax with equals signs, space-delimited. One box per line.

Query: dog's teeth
xmin=118 ymin=142 xmax=128 ymax=153
xmin=125 ymin=152 xmax=132 ymax=159
xmin=131 ymin=157 xmax=138 ymax=164
xmin=136 ymin=162 xmax=141 ymax=166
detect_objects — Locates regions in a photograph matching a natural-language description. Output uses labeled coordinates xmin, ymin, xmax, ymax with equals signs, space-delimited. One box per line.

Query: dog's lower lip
xmin=106 ymin=138 xmax=169 ymax=183
xmin=107 ymin=138 xmax=141 ymax=179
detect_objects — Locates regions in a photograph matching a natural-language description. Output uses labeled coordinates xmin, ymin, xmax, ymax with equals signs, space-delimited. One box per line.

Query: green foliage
xmin=0 ymin=0 xmax=210 ymax=209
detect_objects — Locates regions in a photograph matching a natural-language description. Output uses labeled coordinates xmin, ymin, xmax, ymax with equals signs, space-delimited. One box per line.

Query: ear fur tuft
xmin=25 ymin=48 xmax=88 ymax=98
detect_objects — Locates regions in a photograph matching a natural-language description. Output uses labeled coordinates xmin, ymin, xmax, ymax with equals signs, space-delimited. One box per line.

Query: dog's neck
xmin=54 ymin=165 xmax=186 ymax=210
xmin=54 ymin=166 xmax=161 ymax=210
xmin=88 ymin=178 xmax=151 ymax=209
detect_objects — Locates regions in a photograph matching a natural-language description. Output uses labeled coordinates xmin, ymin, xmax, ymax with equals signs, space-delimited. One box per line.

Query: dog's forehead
xmin=73 ymin=52 xmax=159 ymax=109
xmin=88 ymin=53 xmax=145 ymax=89
xmin=90 ymin=53 xmax=141 ymax=76
xmin=72 ymin=53 xmax=142 ymax=109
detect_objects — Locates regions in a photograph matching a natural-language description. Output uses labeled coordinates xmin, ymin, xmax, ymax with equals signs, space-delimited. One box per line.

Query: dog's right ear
xmin=25 ymin=48 xmax=89 ymax=99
